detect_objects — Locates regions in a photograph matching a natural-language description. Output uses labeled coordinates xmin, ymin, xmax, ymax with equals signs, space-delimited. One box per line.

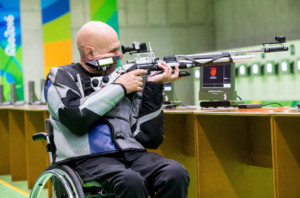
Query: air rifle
xmin=87 ymin=36 xmax=288 ymax=91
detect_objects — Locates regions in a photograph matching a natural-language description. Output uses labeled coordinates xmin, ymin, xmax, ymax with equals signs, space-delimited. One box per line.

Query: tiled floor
xmin=0 ymin=175 xmax=48 ymax=198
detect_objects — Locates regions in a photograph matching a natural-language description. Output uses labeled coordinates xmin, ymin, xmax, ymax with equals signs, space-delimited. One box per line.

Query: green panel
xmin=0 ymin=46 xmax=24 ymax=101
xmin=42 ymin=13 xmax=72 ymax=42
xmin=90 ymin=0 xmax=119 ymax=35
xmin=91 ymin=0 xmax=117 ymax=22
xmin=106 ymin=11 xmax=119 ymax=35
xmin=90 ymin=0 xmax=106 ymax=17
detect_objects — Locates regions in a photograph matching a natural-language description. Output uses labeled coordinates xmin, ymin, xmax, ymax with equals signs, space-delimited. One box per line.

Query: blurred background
xmin=1 ymin=0 xmax=299 ymax=106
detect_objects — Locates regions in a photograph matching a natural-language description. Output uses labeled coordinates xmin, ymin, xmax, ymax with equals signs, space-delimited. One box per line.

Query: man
xmin=44 ymin=21 xmax=189 ymax=198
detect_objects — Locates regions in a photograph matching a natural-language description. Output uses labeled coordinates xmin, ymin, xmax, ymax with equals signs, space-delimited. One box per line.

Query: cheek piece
xmin=86 ymin=55 xmax=120 ymax=72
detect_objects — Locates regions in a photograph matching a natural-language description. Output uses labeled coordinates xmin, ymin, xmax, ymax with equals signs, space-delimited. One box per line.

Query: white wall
xmin=20 ymin=0 xmax=44 ymax=102
xmin=118 ymin=0 xmax=215 ymax=105
xmin=213 ymin=0 xmax=300 ymax=50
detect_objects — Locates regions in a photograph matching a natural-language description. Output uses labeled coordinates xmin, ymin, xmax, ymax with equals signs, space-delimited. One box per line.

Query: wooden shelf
xmin=0 ymin=106 xmax=299 ymax=198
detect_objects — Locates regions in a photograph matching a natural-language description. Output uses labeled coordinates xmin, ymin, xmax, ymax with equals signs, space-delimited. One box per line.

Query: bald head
xmin=76 ymin=21 xmax=120 ymax=62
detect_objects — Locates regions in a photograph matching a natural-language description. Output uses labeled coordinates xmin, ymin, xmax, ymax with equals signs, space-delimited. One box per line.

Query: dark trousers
xmin=71 ymin=152 xmax=190 ymax=198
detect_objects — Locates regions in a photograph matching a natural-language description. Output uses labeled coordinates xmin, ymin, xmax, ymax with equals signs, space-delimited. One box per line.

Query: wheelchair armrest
xmin=32 ymin=132 xmax=48 ymax=141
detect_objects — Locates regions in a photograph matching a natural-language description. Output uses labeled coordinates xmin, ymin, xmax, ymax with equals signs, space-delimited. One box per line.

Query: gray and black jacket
xmin=44 ymin=63 xmax=164 ymax=163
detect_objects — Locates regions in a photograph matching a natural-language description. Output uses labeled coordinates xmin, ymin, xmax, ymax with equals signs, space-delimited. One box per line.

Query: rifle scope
xmin=275 ymin=36 xmax=286 ymax=43
xmin=121 ymin=42 xmax=147 ymax=54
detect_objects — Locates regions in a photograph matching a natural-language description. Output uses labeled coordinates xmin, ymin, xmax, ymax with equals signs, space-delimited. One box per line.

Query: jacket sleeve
xmin=132 ymin=81 xmax=164 ymax=149
xmin=44 ymin=67 xmax=125 ymax=135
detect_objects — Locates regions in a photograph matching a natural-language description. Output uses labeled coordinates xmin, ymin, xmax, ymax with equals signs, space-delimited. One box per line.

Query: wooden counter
xmin=0 ymin=105 xmax=299 ymax=197
xmin=165 ymin=107 xmax=300 ymax=198
xmin=0 ymin=105 xmax=49 ymax=189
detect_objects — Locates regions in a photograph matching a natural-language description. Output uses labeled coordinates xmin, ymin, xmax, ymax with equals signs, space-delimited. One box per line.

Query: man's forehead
xmin=111 ymin=40 xmax=120 ymax=49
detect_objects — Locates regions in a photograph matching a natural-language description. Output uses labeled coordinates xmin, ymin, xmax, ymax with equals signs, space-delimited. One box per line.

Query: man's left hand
xmin=147 ymin=62 xmax=182 ymax=84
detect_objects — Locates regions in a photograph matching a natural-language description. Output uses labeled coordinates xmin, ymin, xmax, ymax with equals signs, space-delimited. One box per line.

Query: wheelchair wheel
xmin=30 ymin=164 xmax=84 ymax=198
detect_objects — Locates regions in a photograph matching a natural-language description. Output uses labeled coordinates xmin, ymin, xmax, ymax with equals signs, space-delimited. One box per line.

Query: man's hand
xmin=114 ymin=69 xmax=147 ymax=94
xmin=147 ymin=62 xmax=182 ymax=84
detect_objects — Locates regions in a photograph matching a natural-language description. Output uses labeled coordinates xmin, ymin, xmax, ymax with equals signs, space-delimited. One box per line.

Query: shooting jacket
xmin=44 ymin=63 xmax=164 ymax=163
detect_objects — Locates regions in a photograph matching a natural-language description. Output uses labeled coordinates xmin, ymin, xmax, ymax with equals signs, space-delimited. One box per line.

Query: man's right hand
xmin=114 ymin=69 xmax=147 ymax=94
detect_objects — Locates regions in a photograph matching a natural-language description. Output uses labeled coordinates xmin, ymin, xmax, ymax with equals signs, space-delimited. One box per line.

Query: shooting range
xmin=0 ymin=0 xmax=300 ymax=198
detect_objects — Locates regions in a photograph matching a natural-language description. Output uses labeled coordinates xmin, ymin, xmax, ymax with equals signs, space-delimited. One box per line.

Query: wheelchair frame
xmin=29 ymin=120 xmax=115 ymax=198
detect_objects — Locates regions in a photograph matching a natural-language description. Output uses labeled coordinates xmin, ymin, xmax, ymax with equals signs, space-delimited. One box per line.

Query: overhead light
xmin=251 ymin=62 xmax=261 ymax=76
xmin=279 ymin=59 xmax=291 ymax=74
xmin=194 ymin=69 xmax=200 ymax=79
xmin=239 ymin=64 xmax=247 ymax=76
xmin=253 ymin=64 xmax=258 ymax=74
xmin=266 ymin=63 xmax=273 ymax=73
xmin=265 ymin=61 xmax=276 ymax=75
xmin=296 ymin=58 xmax=300 ymax=72
xmin=281 ymin=62 xmax=287 ymax=72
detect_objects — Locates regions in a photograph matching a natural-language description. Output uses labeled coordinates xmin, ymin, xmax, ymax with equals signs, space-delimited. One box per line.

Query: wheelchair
xmin=29 ymin=119 xmax=115 ymax=198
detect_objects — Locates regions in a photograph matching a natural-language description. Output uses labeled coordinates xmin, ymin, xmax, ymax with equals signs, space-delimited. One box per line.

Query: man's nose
xmin=119 ymin=54 xmax=123 ymax=59
xmin=117 ymin=51 xmax=123 ymax=59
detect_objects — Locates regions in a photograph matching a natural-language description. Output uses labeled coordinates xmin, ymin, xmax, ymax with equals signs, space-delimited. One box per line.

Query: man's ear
xmin=85 ymin=46 xmax=94 ymax=59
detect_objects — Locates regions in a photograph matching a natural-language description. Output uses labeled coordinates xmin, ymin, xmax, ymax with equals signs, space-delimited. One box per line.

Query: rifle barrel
xmin=232 ymin=54 xmax=255 ymax=63
xmin=194 ymin=54 xmax=254 ymax=64
xmin=229 ymin=48 xmax=265 ymax=55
